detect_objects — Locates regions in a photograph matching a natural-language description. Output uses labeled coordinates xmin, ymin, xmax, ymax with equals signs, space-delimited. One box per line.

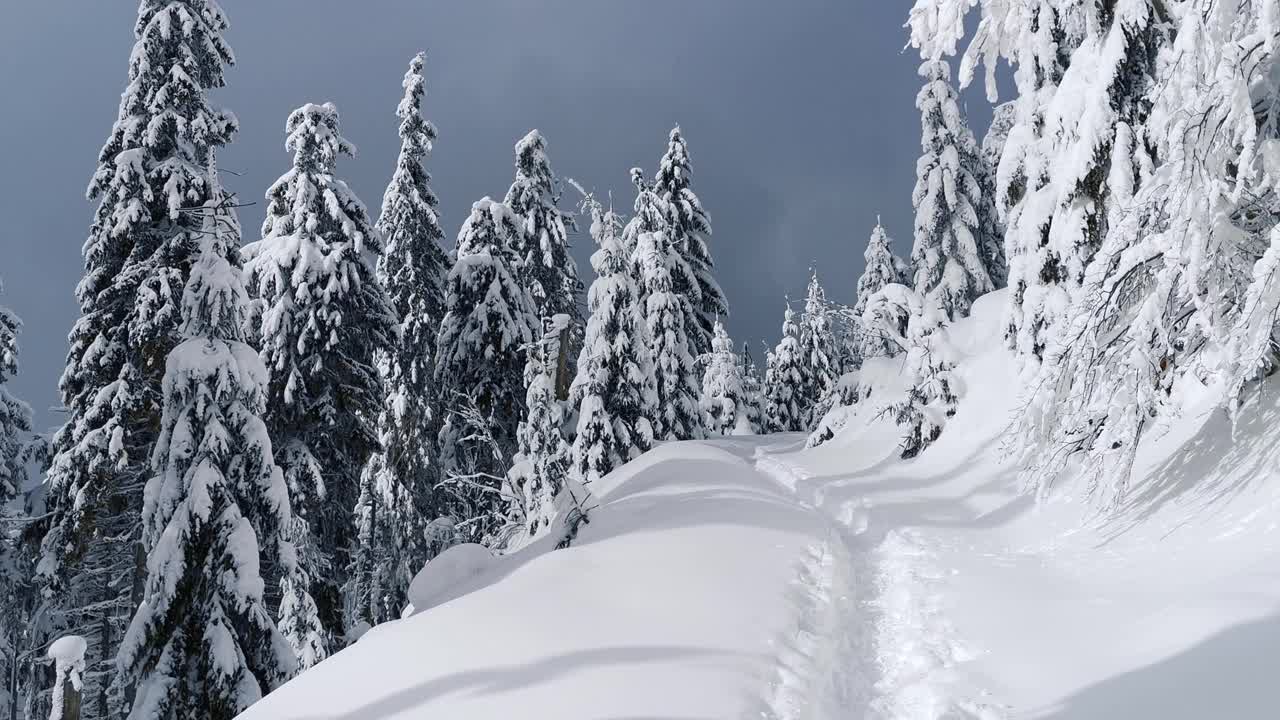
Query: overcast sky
xmin=0 ymin=1 xmax=999 ymax=433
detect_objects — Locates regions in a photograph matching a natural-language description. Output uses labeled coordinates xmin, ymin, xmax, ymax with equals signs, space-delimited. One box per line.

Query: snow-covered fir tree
xmin=910 ymin=60 xmax=995 ymax=321
xmin=434 ymin=198 xmax=538 ymax=541
xmin=862 ymin=284 xmax=959 ymax=459
xmin=1008 ymin=2 xmax=1278 ymax=503
xmin=0 ymin=282 xmax=31 ymax=529
xmin=763 ymin=302 xmax=807 ymax=433
xmin=978 ymin=100 xmax=1016 ymax=287
xmin=855 ymin=219 xmax=908 ymax=360
xmin=244 ymin=102 xmax=395 ymax=659
xmin=622 ymin=168 xmax=670 ymax=261
xmin=505 ymin=316 xmax=572 ymax=545
xmin=699 ymin=321 xmax=751 ymax=436
xmin=740 ymin=343 xmax=764 ymax=434
xmin=117 ymin=194 xmax=298 ymax=720
xmin=570 ymin=197 xmax=656 ymax=484
xmin=0 ymin=278 xmax=37 ymax=720
xmin=798 ymin=271 xmax=840 ymax=425
xmin=349 ymin=52 xmax=450 ymax=630
xmin=910 ymin=0 xmax=1166 ymax=359
xmin=636 ymin=228 xmax=704 ymax=442
xmin=38 ymin=2 xmax=240 ymax=714
xmin=654 ymin=127 xmax=728 ymax=358
xmin=504 ymin=131 xmax=583 ymax=346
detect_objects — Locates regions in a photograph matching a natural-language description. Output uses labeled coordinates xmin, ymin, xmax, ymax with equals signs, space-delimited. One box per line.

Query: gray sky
xmin=0 ymin=1 xmax=998 ymax=434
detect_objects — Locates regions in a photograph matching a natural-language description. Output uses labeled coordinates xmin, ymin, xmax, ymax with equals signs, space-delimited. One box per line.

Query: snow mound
xmin=46 ymin=635 xmax=87 ymax=664
xmin=405 ymin=543 xmax=497 ymax=614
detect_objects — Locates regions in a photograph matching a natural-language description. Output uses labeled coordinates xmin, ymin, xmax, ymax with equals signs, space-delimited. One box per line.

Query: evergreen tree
xmin=0 ymin=281 xmax=31 ymax=524
xmin=855 ymin=219 xmax=908 ymax=360
xmin=636 ymin=229 xmax=704 ymax=441
xmin=763 ymin=302 xmax=807 ymax=433
xmin=349 ymin=52 xmax=450 ymax=629
xmin=740 ymin=343 xmax=765 ymax=434
xmin=979 ymin=101 xmax=1016 ymax=288
xmin=622 ymin=168 xmax=669 ymax=260
xmin=798 ymin=271 xmax=840 ymax=425
xmin=654 ymin=127 xmax=728 ymax=357
xmin=571 ymin=198 xmax=656 ymax=484
xmin=39 ymin=2 xmax=240 ymax=713
xmin=117 ymin=194 xmax=298 ymax=720
xmin=504 ymin=131 xmax=583 ymax=343
xmin=244 ymin=102 xmax=395 ymax=659
xmin=505 ymin=317 xmax=572 ymax=545
xmin=0 ymin=277 xmax=37 ymax=720
xmin=911 ymin=60 xmax=994 ymax=321
xmin=862 ymin=284 xmax=958 ymax=459
xmin=699 ymin=321 xmax=751 ymax=436
xmin=434 ymin=198 xmax=537 ymax=541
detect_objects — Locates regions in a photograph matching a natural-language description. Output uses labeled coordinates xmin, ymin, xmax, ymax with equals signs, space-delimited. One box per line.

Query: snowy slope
xmin=239 ymin=441 xmax=855 ymax=720
xmin=242 ymin=289 xmax=1280 ymax=719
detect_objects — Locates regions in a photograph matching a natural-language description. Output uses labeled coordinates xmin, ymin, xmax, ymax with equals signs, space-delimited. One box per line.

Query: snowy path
xmin=750 ymin=440 xmax=1006 ymax=720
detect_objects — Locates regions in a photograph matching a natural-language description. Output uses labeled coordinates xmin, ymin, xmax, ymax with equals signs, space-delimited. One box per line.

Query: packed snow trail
xmin=753 ymin=440 xmax=1005 ymax=719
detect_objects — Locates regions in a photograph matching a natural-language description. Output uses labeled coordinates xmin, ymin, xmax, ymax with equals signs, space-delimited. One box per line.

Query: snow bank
xmin=239 ymin=441 xmax=834 ymax=719
xmin=405 ymin=543 xmax=496 ymax=614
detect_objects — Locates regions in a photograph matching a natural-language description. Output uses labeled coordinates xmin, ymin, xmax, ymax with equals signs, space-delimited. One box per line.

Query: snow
xmin=405 ymin=543 xmax=497 ymax=614
xmin=241 ymin=289 xmax=1280 ymax=719
xmin=46 ymin=636 xmax=86 ymax=665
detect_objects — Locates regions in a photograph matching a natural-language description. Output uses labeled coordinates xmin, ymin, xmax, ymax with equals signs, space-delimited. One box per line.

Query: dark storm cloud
xmin=0 ymin=1 xmax=1000 ymax=433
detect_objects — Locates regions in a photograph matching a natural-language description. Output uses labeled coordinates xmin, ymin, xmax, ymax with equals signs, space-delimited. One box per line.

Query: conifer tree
xmin=763 ymin=302 xmax=807 ymax=433
xmin=699 ymin=321 xmax=751 ymax=436
xmin=654 ymin=128 xmax=728 ymax=357
xmin=979 ymin=101 xmax=1016 ymax=288
xmin=117 ymin=194 xmax=298 ymax=720
xmin=0 ymin=281 xmax=31 ymax=523
xmin=855 ymin=220 xmax=908 ymax=360
xmin=571 ymin=198 xmax=656 ymax=483
xmin=349 ymin=52 xmax=450 ymax=629
xmin=0 ymin=278 xmax=37 ymax=720
xmin=39 ymin=2 xmax=240 ymax=713
xmin=434 ymin=199 xmax=537 ymax=540
xmin=911 ymin=60 xmax=995 ymax=321
xmin=505 ymin=317 xmax=572 ymax=544
xmin=798 ymin=271 xmax=840 ymax=424
xmin=740 ymin=342 xmax=765 ymax=434
xmin=636 ymin=229 xmax=704 ymax=441
xmin=244 ymin=102 xmax=395 ymax=657
xmin=504 ymin=131 xmax=583 ymax=341
xmin=622 ymin=168 xmax=669 ymax=260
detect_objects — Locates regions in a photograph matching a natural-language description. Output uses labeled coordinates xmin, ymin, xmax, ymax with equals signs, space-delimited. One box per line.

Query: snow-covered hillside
xmin=241 ymin=291 xmax=1280 ymax=719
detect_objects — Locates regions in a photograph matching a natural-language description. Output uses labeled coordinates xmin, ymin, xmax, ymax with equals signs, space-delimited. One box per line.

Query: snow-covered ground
xmin=241 ymin=290 xmax=1280 ymax=719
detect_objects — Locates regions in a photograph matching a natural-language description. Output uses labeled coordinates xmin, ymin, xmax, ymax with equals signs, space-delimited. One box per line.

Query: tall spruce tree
xmin=699 ymin=321 xmax=751 ymax=436
xmin=505 ymin=317 xmax=572 ymax=545
xmin=911 ymin=60 xmax=995 ymax=321
xmin=39 ymin=2 xmax=240 ymax=714
xmin=0 ymin=277 xmax=36 ymax=720
xmin=763 ymin=302 xmax=807 ymax=433
xmin=244 ymin=102 xmax=395 ymax=659
xmin=434 ymin=198 xmax=537 ymax=541
xmin=798 ymin=271 xmax=840 ymax=425
xmin=117 ymin=194 xmax=298 ymax=720
xmin=636 ymin=229 xmax=704 ymax=442
xmin=571 ymin=198 xmax=656 ymax=483
xmin=504 ymin=131 xmax=583 ymax=341
xmin=855 ymin=220 xmax=908 ymax=360
xmin=654 ymin=127 xmax=728 ymax=358
xmin=740 ymin=342 xmax=765 ymax=434
xmin=349 ymin=52 xmax=450 ymax=629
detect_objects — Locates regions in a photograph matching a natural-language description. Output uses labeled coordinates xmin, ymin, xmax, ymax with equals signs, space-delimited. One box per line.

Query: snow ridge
xmin=754 ymin=536 xmax=869 ymax=720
